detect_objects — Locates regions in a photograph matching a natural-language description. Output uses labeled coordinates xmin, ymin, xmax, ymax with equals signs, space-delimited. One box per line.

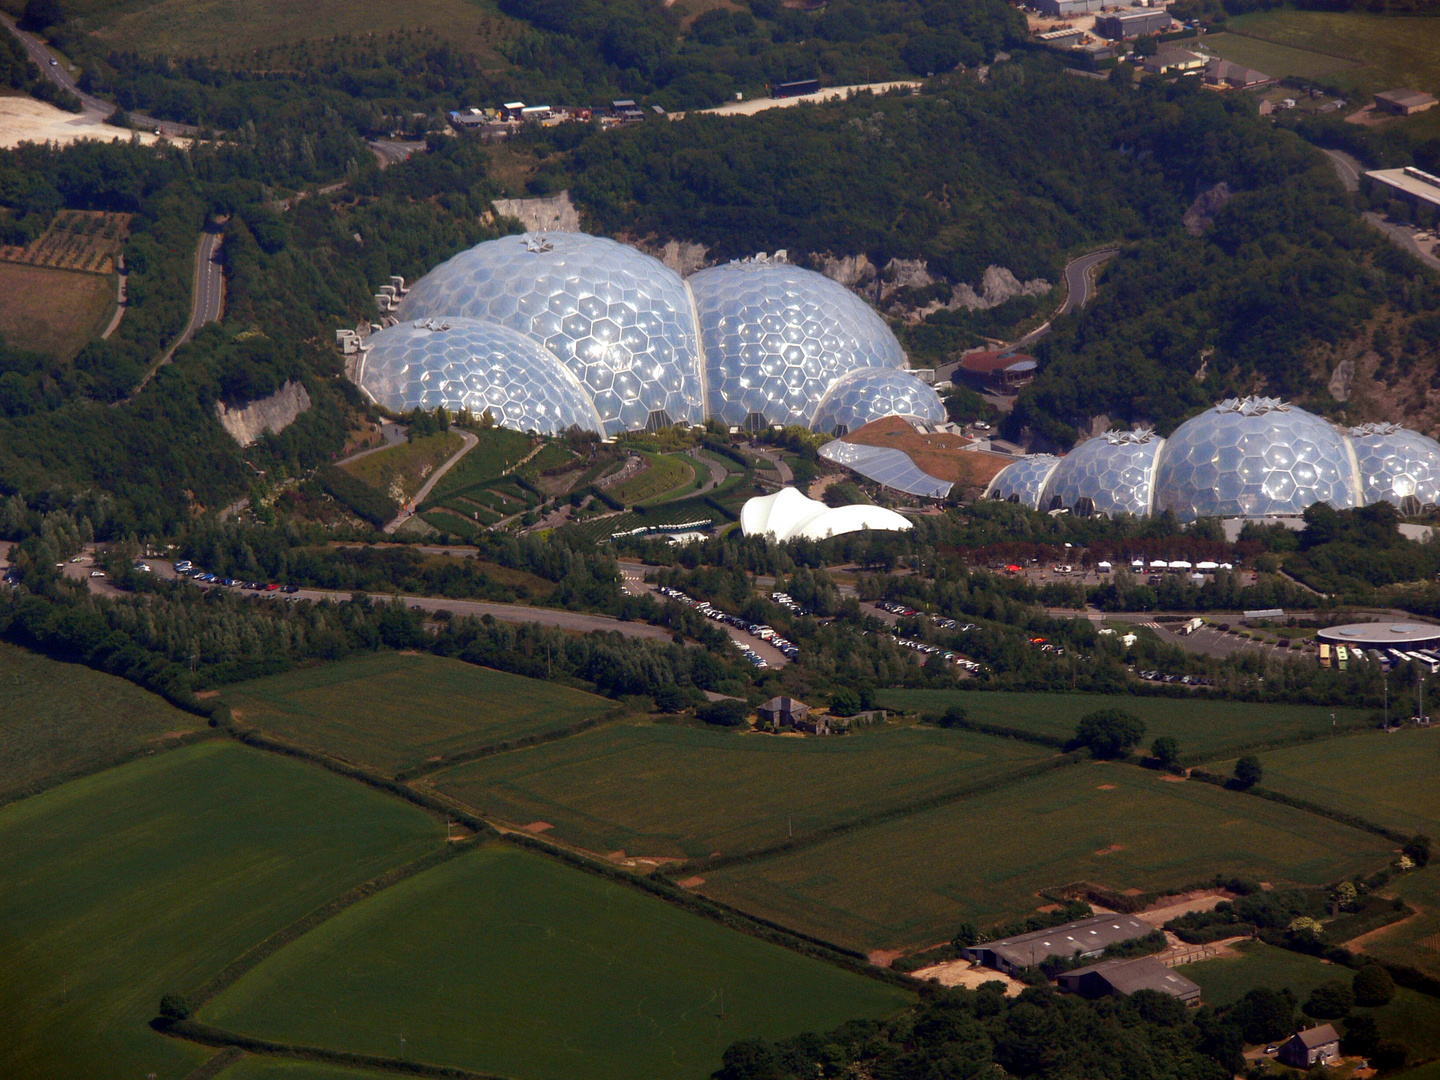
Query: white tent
xmin=1097 ymin=561 xmax=1113 ymax=572
xmin=740 ymin=488 xmax=912 ymax=544
xmin=1169 ymin=560 xmax=1193 ymax=570
xmin=1195 ymin=561 xmax=1219 ymax=571
xmin=1150 ymin=560 xmax=1168 ymax=569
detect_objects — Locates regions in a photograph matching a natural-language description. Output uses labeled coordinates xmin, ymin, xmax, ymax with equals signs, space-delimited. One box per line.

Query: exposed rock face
xmin=949 ymin=265 xmax=1051 ymax=311
xmin=1328 ymin=358 xmax=1356 ymax=402
xmin=879 ymin=258 xmax=936 ymax=299
xmin=492 ymin=190 xmax=581 ymax=233
xmin=216 ymin=380 xmax=312 ymax=447
xmin=819 ymin=253 xmax=878 ymax=291
xmin=1183 ymin=182 xmax=1231 ymax=236
xmin=650 ymin=239 xmax=710 ymax=276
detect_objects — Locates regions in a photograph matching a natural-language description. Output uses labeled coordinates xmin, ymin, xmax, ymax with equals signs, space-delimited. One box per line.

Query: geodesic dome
xmin=1349 ymin=422 xmax=1440 ymax=508
xmin=690 ymin=261 xmax=906 ymax=430
xmin=985 ymin=455 xmax=1060 ymax=510
xmin=357 ymin=317 xmax=605 ymax=436
xmin=809 ymin=368 xmax=948 ymax=436
xmin=395 ymin=233 xmax=704 ymax=435
xmin=1040 ymin=429 xmax=1164 ymax=519
xmin=1151 ymin=397 xmax=1358 ymax=522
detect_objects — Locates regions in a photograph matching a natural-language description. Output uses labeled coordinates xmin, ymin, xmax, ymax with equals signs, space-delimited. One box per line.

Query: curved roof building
xmin=985 ymin=454 xmax=1061 ymax=510
xmin=1152 ymin=397 xmax=1359 ymax=522
xmin=690 ymin=261 xmax=907 ymax=429
xmin=809 ymin=368 xmax=947 ymax=436
xmin=1349 ymin=422 xmax=1440 ymax=509
xmin=740 ymin=488 xmax=913 ymax=543
xmin=1039 ymin=429 xmax=1164 ymax=519
xmin=356 ymin=317 xmax=605 ymax=436
xmin=396 ymin=233 xmax=704 ymax=435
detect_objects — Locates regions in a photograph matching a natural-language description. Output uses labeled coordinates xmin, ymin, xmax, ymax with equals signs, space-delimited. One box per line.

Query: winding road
xmin=384 ymin=429 xmax=479 ymax=534
xmin=1322 ymin=148 xmax=1440 ymax=271
xmin=126 ymin=224 xmax=225 ymax=398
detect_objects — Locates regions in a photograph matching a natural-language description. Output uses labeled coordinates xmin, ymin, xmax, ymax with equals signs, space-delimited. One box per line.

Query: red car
xmin=264 ymin=583 xmax=279 ymax=592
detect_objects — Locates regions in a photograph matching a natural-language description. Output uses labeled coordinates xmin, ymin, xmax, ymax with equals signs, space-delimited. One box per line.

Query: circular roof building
xmin=1317 ymin=622 xmax=1440 ymax=652
xmin=985 ymin=454 xmax=1061 ymax=510
xmin=690 ymin=261 xmax=906 ymax=430
xmin=1040 ymin=429 xmax=1164 ymax=519
xmin=395 ymin=233 xmax=704 ymax=435
xmin=1151 ymin=397 xmax=1359 ymax=523
xmin=357 ymin=318 xmax=605 ymax=436
xmin=809 ymin=368 xmax=947 ymax=436
xmin=1349 ymin=422 xmax=1440 ymax=509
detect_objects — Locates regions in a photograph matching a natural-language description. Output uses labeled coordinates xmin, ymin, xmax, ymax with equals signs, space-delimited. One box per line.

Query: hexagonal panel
xmin=1039 ymin=430 xmax=1163 ymax=519
xmin=1350 ymin=423 xmax=1440 ymax=508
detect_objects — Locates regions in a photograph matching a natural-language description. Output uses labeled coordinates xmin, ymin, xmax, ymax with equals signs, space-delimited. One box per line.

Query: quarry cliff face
xmin=215 ymin=380 xmax=312 ymax=447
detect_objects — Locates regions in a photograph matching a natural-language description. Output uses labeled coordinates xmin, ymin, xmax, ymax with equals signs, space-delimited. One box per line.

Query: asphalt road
xmin=385 ymin=429 xmax=479 ymax=533
xmin=369 ymin=139 xmax=426 ymax=166
xmin=0 ymin=14 xmax=197 ymax=137
xmin=126 ymin=227 xmax=225 ymax=398
xmin=1322 ymin=148 xmax=1362 ymax=193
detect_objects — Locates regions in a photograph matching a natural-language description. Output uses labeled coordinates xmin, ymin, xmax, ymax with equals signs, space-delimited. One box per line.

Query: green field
xmin=0 ymin=641 xmax=202 ymax=802
xmin=875 ymin=689 xmax=1372 ymax=763
xmin=607 ymin=451 xmax=696 ymax=505
xmin=223 ymin=653 xmax=612 ymax=776
xmin=1223 ymin=10 xmax=1440 ymax=102
xmin=424 ymin=427 xmax=535 ymax=502
xmin=1211 ymin=725 xmax=1440 ymax=838
xmin=1199 ymin=32 xmax=1359 ymax=84
xmin=1186 ymin=942 xmax=1440 ymax=1060
xmin=340 ymin=432 xmax=463 ymax=503
xmin=431 ymin=719 xmax=1052 ymax=858
xmin=216 ymin=1062 xmax=392 ymax=1080
xmin=201 ymin=844 xmax=913 ymax=1080
xmin=0 ymin=741 xmax=441 ymax=1080
xmin=698 ymin=763 xmax=1395 ymax=952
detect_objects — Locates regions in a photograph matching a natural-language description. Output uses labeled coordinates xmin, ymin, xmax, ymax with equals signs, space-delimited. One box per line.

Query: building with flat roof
xmin=1366 ymin=165 xmax=1440 ymax=217
xmin=1317 ymin=622 xmax=1440 ymax=651
xmin=1142 ymin=47 xmax=1205 ymax=75
xmin=1375 ymin=89 xmax=1438 ymax=116
xmin=1036 ymin=0 xmax=1104 ymax=15
xmin=957 ymin=349 xmax=1037 ymax=390
xmin=1095 ymin=9 xmax=1173 ymax=39
xmin=961 ymin=913 xmax=1154 ymax=974
xmin=1056 ymin=956 xmax=1202 ymax=1003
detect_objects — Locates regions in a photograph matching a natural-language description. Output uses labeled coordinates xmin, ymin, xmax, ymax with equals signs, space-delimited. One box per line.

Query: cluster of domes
xmin=354 ymin=233 xmax=944 ymax=438
xmin=987 ymin=397 xmax=1440 ymax=521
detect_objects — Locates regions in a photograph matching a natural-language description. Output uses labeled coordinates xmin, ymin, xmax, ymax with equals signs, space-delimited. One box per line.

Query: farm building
xmin=1278 ymin=1025 xmax=1340 ymax=1068
xmin=1094 ymin=9 xmax=1172 ymax=39
xmin=1203 ymin=59 xmax=1276 ymax=90
xmin=1374 ymin=89 xmax=1437 ymax=116
xmin=757 ymin=696 xmax=811 ymax=728
xmin=1055 ymin=956 xmax=1201 ymax=1003
xmin=1142 ymin=48 xmax=1205 ymax=75
xmin=1035 ymin=0 xmax=1103 ymax=15
xmin=961 ymin=914 xmax=1154 ymax=974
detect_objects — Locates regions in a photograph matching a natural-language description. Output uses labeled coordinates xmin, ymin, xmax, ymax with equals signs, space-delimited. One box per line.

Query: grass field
xmin=200 ymin=844 xmax=913 ymax=1080
xmin=216 ymin=1063 xmax=392 ymax=1080
xmin=222 ymin=653 xmax=612 ymax=776
xmin=0 ymin=642 xmax=202 ymax=802
xmin=698 ymin=763 xmax=1396 ymax=952
xmin=340 ymin=432 xmax=463 ymax=503
xmin=1199 ymin=31 xmax=1359 ymax=84
xmin=607 ymin=451 xmax=696 ymax=506
xmin=431 ymin=720 xmax=1053 ymax=859
xmin=875 ymin=689 xmax=1372 ymax=763
xmin=0 ymin=741 xmax=441 ymax=1080
xmin=424 ymin=427 xmax=534 ymax=502
xmin=1225 ymin=11 xmax=1440 ymax=100
xmin=1186 ymin=941 xmax=1440 ymax=1060
xmin=0 ymin=262 xmax=114 ymax=360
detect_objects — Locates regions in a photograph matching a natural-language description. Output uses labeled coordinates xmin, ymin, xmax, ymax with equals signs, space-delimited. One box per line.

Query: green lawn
xmin=217 ymin=1061 xmax=392 ymax=1080
xmin=425 ymin=427 xmax=535 ymax=503
xmin=340 ymin=432 xmax=463 ymax=504
xmin=1356 ymin=861 xmax=1440 ymax=985
xmin=0 ymin=641 xmax=202 ymax=802
xmin=875 ymin=689 xmax=1372 ymax=763
xmin=200 ymin=844 xmax=913 ymax=1080
xmin=1186 ymin=942 xmax=1440 ymax=1061
xmin=1198 ymin=32 xmax=1359 ymax=84
xmin=431 ymin=719 xmax=1052 ymax=859
xmin=222 ymin=653 xmax=612 ymax=776
xmin=698 ymin=763 xmax=1395 ymax=952
xmin=0 ymin=741 xmax=441 ymax=1080
xmin=1209 ymin=725 xmax=1440 ymax=838
xmin=608 ymin=451 xmax=696 ymax=506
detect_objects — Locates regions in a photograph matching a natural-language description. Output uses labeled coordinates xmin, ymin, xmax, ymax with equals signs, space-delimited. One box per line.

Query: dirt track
xmin=0 ymin=95 xmax=167 ymax=150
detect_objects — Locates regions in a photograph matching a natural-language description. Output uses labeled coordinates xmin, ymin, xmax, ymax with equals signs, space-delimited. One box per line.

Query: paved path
xmin=126 ymin=226 xmax=224 ymax=399
xmin=100 ymin=270 xmax=126 ymax=339
xmin=747 ymin=446 xmax=793 ymax=483
xmin=0 ymin=13 xmax=198 ymax=137
xmin=369 ymin=139 xmax=425 ymax=166
xmin=385 ymin=429 xmax=479 ymax=533
xmin=687 ymin=447 xmax=728 ymax=495
xmin=697 ymin=80 xmax=922 ymax=117
xmin=335 ymin=421 xmax=407 ymax=466
xmin=1322 ymin=148 xmax=1363 ymax=193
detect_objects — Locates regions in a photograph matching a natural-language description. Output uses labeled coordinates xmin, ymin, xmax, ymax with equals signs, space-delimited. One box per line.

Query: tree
xmin=157 ymin=993 xmax=192 ymax=1021
xmin=1352 ymin=964 xmax=1395 ymax=1006
xmin=1404 ymin=834 xmax=1431 ymax=867
xmin=829 ymin=686 xmax=861 ymax=716
xmin=1149 ymin=735 xmax=1179 ymax=767
xmin=938 ymin=704 xmax=968 ymax=728
xmin=1074 ymin=709 xmax=1145 ymax=758
xmin=952 ymin=922 xmax=979 ymax=947
xmin=20 ymin=0 xmax=65 ymax=30
xmin=1233 ymin=755 xmax=1263 ymax=788
xmin=1342 ymin=1013 xmax=1380 ymax=1056
xmin=697 ymin=698 xmax=749 ymax=727
xmin=653 ymin=683 xmax=686 ymax=712
xmin=1227 ymin=987 xmax=1297 ymax=1045
xmin=1304 ymin=980 xmax=1355 ymax=1020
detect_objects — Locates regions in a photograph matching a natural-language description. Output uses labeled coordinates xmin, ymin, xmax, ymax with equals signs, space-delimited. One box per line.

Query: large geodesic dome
xmin=1151 ymin=397 xmax=1359 ymax=522
xmin=985 ymin=454 xmax=1061 ymax=510
xmin=356 ymin=317 xmax=605 ymax=436
xmin=809 ymin=368 xmax=947 ymax=436
xmin=1349 ymin=422 xmax=1440 ymax=509
xmin=1040 ymin=429 xmax=1164 ymax=519
xmin=396 ymin=233 xmax=704 ymax=435
xmin=690 ymin=261 xmax=907 ymax=429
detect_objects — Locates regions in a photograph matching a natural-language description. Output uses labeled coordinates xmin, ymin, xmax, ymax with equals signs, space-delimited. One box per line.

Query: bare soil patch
xmin=522 ymin=821 xmax=552 ymax=833
xmin=909 ymin=960 xmax=1025 ymax=995
xmin=677 ymin=875 xmax=705 ymax=888
xmin=1094 ymin=843 xmax=1126 ymax=856
xmin=0 ymin=96 xmax=168 ymax=151
xmin=0 ymin=262 xmax=114 ymax=359
xmin=1097 ymin=783 xmax=1116 ymax=790
xmin=868 ymin=949 xmax=903 ymax=967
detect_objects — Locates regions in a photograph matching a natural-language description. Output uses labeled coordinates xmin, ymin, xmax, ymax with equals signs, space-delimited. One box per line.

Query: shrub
xmin=938 ymin=704 xmax=968 ymax=728
xmin=1304 ymin=979 xmax=1355 ymax=1020
xmin=1150 ymin=735 xmax=1179 ymax=767
xmin=158 ymin=993 xmax=192 ymax=1021
xmin=698 ymin=698 xmax=749 ymax=727
xmin=1353 ymin=964 xmax=1395 ymax=1006
xmin=1233 ymin=755 xmax=1263 ymax=788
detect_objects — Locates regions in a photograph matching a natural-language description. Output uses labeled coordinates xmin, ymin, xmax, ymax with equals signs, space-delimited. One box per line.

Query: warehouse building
xmin=1365 ymin=165 xmax=1440 ymax=218
xmin=961 ymin=914 xmax=1154 ymax=974
xmin=1095 ymin=9 xmax=1172 ymax=39
xmin=1056 ymin=956 xmax=1201 ymax=1003
xmin=1035 ymin=0 xmax=1104 ymax=16
xmin=1374 ymin=89 xmax=1438 ymax=116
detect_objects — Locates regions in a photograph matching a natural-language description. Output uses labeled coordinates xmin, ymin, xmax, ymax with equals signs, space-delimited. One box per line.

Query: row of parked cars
xmin=170 ymin=560 xmax=299 ymax=595
xmin=655 ymin=585 xmax=800 ymax=663
xmin=876 ymin=599 xmax=976 ymax=634
xmin=1137 ymin=670 xmax=1213 ymax=686
xmin=769 ymin=591 xmax=810 ymax=617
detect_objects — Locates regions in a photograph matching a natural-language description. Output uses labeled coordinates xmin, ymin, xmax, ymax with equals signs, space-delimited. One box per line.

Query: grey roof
xmin=1061 ymin=955 xmax=1200 ymax=998
xmin=987 ymin=913 xmax=1152 ymax=967
xmin=1376 ymin=89 xmax=1437 ymax=107
xmin=1292 ymin=1025 xmax=1340 ymax=1049
xmin=759 ymin=696 xmax=808 ymax=711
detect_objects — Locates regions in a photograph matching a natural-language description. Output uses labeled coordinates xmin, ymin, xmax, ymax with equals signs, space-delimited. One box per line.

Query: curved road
xmin=1322 ymin=148 xmax=1440 ymax=271
xmin=0 ymin=14 xmax=198 ymax=137
xmin=127 ymin=225 xmax=225 ymax=398
xmin=385 ymin=429 xmax=479 ymax=534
